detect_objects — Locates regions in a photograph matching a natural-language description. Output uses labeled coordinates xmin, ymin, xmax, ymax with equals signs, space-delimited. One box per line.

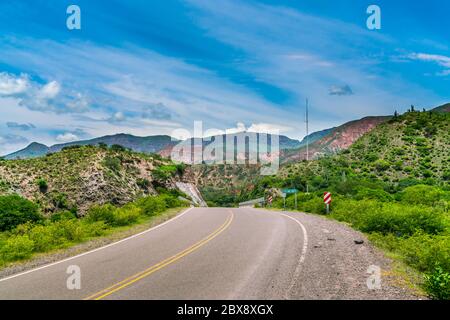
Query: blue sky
xmin=0 ymin=0 xmax=449 ymax=154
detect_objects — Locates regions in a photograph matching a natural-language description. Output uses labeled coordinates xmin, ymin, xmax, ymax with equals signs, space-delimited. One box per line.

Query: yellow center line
xmin=84 ymin=210 xmax=234 ymax=300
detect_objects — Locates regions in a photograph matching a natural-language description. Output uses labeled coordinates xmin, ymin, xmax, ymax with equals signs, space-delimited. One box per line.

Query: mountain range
xmin=4 ymin=103 xmax=449 ymax=162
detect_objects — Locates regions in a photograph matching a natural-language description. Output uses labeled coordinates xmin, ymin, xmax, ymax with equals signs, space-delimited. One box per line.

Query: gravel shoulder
xmin=267 ymin=209 xmax=427 ymax=300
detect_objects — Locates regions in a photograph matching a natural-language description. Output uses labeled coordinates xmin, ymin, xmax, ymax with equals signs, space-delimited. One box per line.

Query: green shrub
xmin=425 ymin=266 xmax=450 ymax=300
xmin=354 ymin=188 xmax=394 ymax=202
xmin=50 ymin=192 xmax=71 ymax=211
xmin=331 ymin=200 xmax=446 ymax=236
xmin=301 ymin=197 xmax=327 ymax=214
xmin=36 ymin=178 xmax=48 ymax=193
xmin=50 ymin=210 xmax=77 ymax=222
xmin=399 ymin=234 xmax=450 ymax=273
xmin=159 ymin=194 xmax=182 ymax=208
xmin=86 ymin=204 xmax=116 ymax=225
xmin=0 ymin=195 xmax=42 ymax=232
xmin=28 ymin=224 xmax=62 ymax=252
xmin=400 ymin=185 xmax=445 ymax=206
xmin=0 ymin=235 xmax=34 ymax=262
xmin=137 ymin=196 xmax=167 ymax=216
xmin=103 ymin=156 xmax=121 ymax=172
xmin=112 ymin=205 xmax=141 ymax=226
xmin=374 ymin=159 xmax=390 ymax=171
xmin=136 ymin=178 xmax=150 ymax=189
xmin=153 ymin=165 xmax=177 ymax=180
xmin=110 ymin=144 xmax=127 ymax=152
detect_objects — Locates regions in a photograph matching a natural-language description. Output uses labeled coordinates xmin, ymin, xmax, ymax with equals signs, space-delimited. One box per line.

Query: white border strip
xmin=280 ymin=213 xmax=309 ymax=298
xmin=280 ymin=213 xmax=308 ymax=264
xmin=0 ymin=207 xmax=194 ymax=283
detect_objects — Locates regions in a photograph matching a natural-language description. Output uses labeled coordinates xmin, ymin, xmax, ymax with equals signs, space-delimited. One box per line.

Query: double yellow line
xmin=84 ymin=211 xmax=234 ymax=300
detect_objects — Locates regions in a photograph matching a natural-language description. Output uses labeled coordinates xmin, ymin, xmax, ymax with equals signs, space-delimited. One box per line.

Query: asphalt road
xmin=0 ymin=207 xmax=419 ymax=300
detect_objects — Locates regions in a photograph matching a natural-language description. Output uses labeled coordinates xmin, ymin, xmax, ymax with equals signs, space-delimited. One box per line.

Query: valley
xmin=0 ymin=103 xmax=449 ymax=299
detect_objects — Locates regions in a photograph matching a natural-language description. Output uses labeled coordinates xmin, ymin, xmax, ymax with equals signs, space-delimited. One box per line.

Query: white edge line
xmin=280 ymin=213 xmax=308 ymax=264
xmin=280 ymin=213 xmax=309 ymax=298
xmin=0 ymin=207 xmax=194 ymax=283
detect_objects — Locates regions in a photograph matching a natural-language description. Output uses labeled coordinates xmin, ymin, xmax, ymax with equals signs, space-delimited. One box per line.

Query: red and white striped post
xmin=324 ymin=192 xmax=332 ymax=214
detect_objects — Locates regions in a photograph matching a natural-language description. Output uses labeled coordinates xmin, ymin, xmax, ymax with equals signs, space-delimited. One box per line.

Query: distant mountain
xmin=49 ymin=134 xmax=179 ymax=154
xmin=4 ymin=142 xmax=49 ymax=160
xmin=4 ymin=134 xmax=179 ymax=160
xmin=297 ymin=127 xmax=335 ymax=149
xmin=168 ymin=132 xmax=302 ymax=164
xmin=433 ymin=103 xmax=450 ymax=113
xmin=4 ymin=132 xmax=302 ymax=162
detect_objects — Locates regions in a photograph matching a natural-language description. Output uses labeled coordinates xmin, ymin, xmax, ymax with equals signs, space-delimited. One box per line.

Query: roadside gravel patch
xmin=282 ymin=211 xmax=427 ymax=300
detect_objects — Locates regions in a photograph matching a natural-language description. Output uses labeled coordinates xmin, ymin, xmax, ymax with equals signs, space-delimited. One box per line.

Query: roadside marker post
xmin=281 ymin=189 xmax=299 ymax=211
xmin=281 ymin=193 xmax=286 ymax=210
xmin=266 ymin=195 xmax=273 ymax=208
xmin=324 ymin=192 xmax=332 ymax=214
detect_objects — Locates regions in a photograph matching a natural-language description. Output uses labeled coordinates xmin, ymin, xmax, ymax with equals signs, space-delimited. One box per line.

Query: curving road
xmin=0 ymin=208 xmax=418 ymax=300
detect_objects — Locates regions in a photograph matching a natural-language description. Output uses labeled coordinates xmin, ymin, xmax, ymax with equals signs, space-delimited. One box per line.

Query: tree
xmin=0 ymin=195 xmax=42 ymax=231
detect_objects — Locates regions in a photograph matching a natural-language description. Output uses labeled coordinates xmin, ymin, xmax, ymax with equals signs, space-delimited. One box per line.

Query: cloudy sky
xmin=0 ymin=0 xmax=449 ymax=155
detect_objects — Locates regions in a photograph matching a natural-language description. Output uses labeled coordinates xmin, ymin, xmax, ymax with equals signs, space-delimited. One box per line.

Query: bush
xmin=0 ymin=235 xmax=34 ymax=262
xmin=398 ymin=234 xmax=450 ymax=273
xmin=112 ymin=205 xmax=141 ymax=226
xmin=110 ymin=144 xmax=127 ymax=152
xmin=36 ymin=178 xmax=48 ymax=193
xmin=50 ymin=192 xmax=71 ymax=211
xmin=28 ymin=224 xmax=63 ymax=252
xmin=137 ymin=196 xmax=167 ymax=216
xmin=354 ymin=188 xmax=394 ymax=202
xmin=50 ymin=210 xmax=77 ymax=222
xmin=159 ymin=194 xmax=182 ymax=208
xmin=400 ymin=185 xmax=446 ymax=206
xmin=0 ymin=195 xmax=42 ymax=232
xmin=136 ymin=178 xmax=150 ymax=190
xmin=86 ymin=204 xmax=116 ymax=225
xmin=425 ymin=266 xmax=450 ymax=300
xmin=103 ymin=156 xmax=121 ymax=173
xmin=331 ymin=200 xmax=446 ymax=236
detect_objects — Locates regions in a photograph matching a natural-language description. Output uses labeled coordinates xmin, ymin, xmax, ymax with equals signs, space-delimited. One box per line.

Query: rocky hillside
xmin=434 ymin=103 xmax=450 ymax=113
xmin=281 ymin=116 xmax=390 ymax=163
xmin=278 ymin=109 xmax=450 ymax=185
xmin=0 ymin=145 xmax=190 ymax=215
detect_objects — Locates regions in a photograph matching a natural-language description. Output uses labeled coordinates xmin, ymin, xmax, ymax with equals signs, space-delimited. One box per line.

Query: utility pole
xmin=306 ymin=98 xmax=309 ymax=161
xmin=305 ymin=98 xmax=309 ymax=194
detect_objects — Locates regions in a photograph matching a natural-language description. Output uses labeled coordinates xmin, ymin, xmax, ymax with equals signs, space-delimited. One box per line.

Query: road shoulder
xmin=258 ymin=208 xmax=427 ymax=300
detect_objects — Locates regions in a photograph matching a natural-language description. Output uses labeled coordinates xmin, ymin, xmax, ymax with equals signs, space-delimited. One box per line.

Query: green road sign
xmin=281 ymin=188 xmax=298 ymax=194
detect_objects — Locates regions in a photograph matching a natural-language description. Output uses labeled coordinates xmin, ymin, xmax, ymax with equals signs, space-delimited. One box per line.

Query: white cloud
xmin=0 ymin=72 xmax=88 ymax=113
xmin=56 ymin=132 xmax=79 ymax=142
xmin=329 ymin=85 xmax=353 ymax=96
xmin=226 ymin=122 xmax=247 ymax=134
xmin=109 ymin=111 xmax=126 ymax=122
xmin=0 ymin=72 xmax=29 ymax=96
xmin=248 ymin=123 xmax=292 ymax=134
xmin=39 ymin=81 xmax=61 ymax=99
xmin=408 ymin=53 xmax=450 ymax=76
